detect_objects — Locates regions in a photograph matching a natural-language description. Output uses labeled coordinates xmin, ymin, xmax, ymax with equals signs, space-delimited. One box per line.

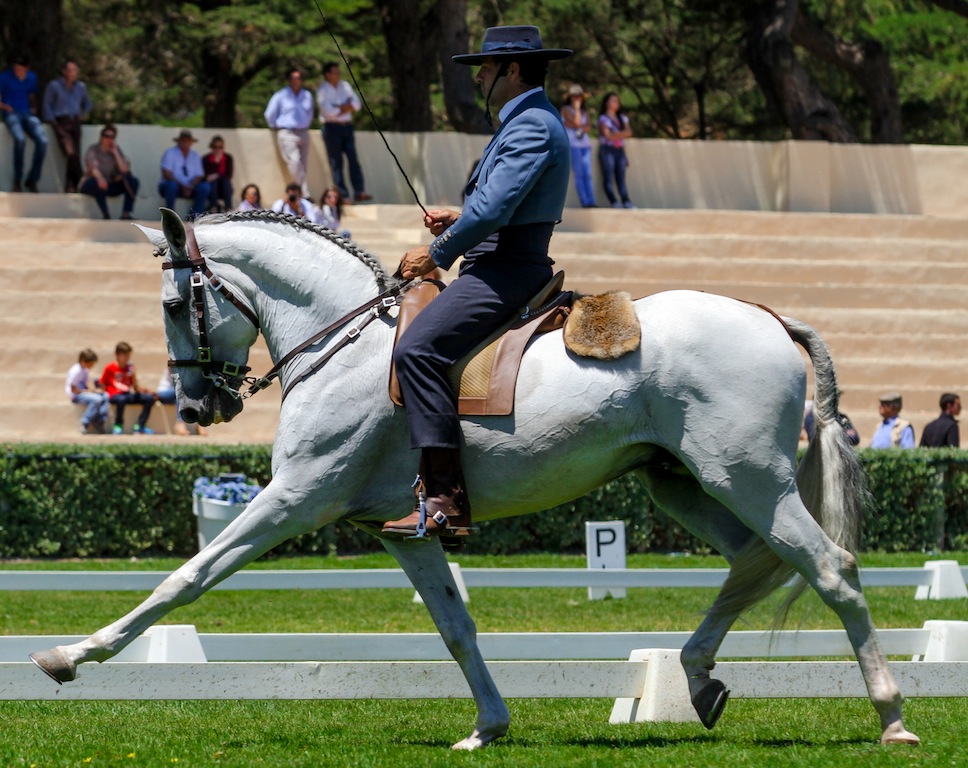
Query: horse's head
xmin=138 ymin=209 xmax=259 ymax=426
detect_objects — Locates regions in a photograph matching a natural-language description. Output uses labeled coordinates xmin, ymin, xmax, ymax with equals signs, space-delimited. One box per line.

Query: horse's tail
xmin=710 ymin=315 xmax=867 ymax=626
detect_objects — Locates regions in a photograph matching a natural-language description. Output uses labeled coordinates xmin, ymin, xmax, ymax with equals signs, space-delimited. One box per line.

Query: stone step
xmin=566 ymin=278 xmax=965 ymax=311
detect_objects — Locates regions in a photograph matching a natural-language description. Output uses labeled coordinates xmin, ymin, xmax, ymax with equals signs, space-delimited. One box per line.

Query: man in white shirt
xmin=158 ymin=129 xmax=211 ymax=219
xmin=265 ymin=68 xmax=315 ymax=199
xmin=270 ymin=182 xmax=316 ymax=220
xmin=316 ymin=62 xmax=371 ymax=203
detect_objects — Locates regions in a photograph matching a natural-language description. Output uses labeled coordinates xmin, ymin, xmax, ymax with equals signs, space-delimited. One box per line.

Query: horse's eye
xmin=163 ymin=298 xmax=184 ymax=316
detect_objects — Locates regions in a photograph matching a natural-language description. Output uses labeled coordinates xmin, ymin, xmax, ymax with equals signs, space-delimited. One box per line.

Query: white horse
xmin=31 ymin=209 xmax=919 ymax=749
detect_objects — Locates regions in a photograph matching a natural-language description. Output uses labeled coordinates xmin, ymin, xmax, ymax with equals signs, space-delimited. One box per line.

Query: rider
xmin=383 ymin=26 xmax=572 ymax=538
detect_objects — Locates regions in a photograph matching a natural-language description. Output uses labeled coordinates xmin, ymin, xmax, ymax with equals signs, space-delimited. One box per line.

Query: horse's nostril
xmin=180 ymin=408 xmax=200 ymax=424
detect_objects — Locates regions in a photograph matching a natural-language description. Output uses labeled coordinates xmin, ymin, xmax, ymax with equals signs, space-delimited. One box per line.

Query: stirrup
xmin=406 ymin=475 xmax=448 ymax=540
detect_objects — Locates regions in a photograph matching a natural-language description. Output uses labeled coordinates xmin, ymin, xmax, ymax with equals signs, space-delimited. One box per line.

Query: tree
xmin=0 ymin=0 xmax=64 ymax=83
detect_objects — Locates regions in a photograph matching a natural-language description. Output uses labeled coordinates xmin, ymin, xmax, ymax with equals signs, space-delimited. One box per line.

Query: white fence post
xmin=914 ymin=561 xmax=968 ymax=600
xmin=144 ymin=625 xmax=208 ymax=663
xmin=586 ymin=521 xmax=627 ymax=600
xmin=413 ymin=562 xmax=470 ymax=604
xmin=609 ymin=649 xmax=699 ymax=724
xmin=920 ymin=620 xmax=968 ymax=661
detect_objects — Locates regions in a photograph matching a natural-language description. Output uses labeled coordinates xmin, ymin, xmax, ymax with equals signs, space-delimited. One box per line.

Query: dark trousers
xmin=158 ymin=179 xmax=212 ymax=219
xmin=322 ymin=123 xmax=365 ymax=199
xmin=51 ymin=116 xmax=83 ymax=191
xmin=80 ymin=173 xmax=139 ymax=218
xmin=393 ymin=258 xmax=552 ymax=449
xmin=208 ymin=175 xmax=233 ymax=211
xmin=109 ymin=392 xmax=155 ymax=429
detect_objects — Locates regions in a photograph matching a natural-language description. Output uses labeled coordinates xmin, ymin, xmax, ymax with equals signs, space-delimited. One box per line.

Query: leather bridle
xmin=161 ymin=223 xmax=413 ymax=401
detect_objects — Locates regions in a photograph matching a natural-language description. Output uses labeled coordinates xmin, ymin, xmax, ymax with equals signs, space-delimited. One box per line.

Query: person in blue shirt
xmin=870 ymin=393 xmax=915 ymax=449
xmin=383 ymin=26 xmax=572 ymax=539
xmin=0 ymin=55 xmax=48 ymax=193
xmin=264 ymin=68 xmax=315 ymax=199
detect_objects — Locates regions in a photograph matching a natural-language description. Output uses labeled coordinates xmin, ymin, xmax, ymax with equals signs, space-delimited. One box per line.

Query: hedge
xmin=1 ymin=444 xmax=967 ymax=558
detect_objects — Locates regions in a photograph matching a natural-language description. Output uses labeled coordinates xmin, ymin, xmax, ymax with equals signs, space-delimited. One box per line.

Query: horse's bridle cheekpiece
xmin=161 ymin=222 xmax=413 ymax=401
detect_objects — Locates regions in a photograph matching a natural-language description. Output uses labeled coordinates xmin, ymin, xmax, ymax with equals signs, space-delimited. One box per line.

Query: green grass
xmin=1 ymin=553 xmax=966 ymax=766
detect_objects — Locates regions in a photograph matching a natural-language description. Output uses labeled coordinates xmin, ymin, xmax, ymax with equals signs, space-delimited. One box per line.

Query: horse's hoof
xmin=881 ymin=722 xmax=920 ymax=745
xmin=29 ymin=648 xmax=76 ymax=684
xmin=451 ymin=726 xmax=503 ymax=751
xmin=691 ymin=678 xmax=729 ymax=730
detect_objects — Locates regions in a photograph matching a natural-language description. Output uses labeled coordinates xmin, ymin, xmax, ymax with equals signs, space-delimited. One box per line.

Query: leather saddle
xmin=389 ymin=271 xmax=571 ymax=416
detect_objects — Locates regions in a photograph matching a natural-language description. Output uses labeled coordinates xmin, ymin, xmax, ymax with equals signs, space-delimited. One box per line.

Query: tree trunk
xmin=200 ymin=49 xmax=243 ymax=128
xmin=745 ymin=0 xmax=857 ymax=142
xmin=0 ymin=0 xmax=64 ymax=83
xmin=436 ymin=0 xmax=491 ymax=134
xmin=791 ymin=12 xmax=902 ymax=143
xmin=377 ymin=0 xmax=437 ymax=131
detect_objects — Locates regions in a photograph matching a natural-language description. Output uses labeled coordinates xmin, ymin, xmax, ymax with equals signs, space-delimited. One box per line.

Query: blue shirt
xmin=870 ymin=416 xmax=915 ymax=449
xmin=0 ymin=67 xmax=39 ymax=113
xmin=42 ymin=77 xmax=92 ymax=121
xmin=160 ymin=146 xmax=204 ymax=186
xmin=264 ymin=86 xmax=314 ymax=131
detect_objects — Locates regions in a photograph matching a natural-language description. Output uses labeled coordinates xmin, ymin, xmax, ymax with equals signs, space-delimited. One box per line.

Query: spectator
xmin=78 ymin=124 xmax=140 ymax=220
xmin=560 ymin=84 xmax=595 ymax=208
xmin=65 ymin=348 xmax=108 ymax=434
xmin=157 ymin=368 xmax=207 ymax=437
xmin=597 ymin=91 xmax=634 ymax=209
xmin=920 ymin=393 xmax=961 ymax=448
xmin=236 ymin=183 xmax=263 ymax=212
xmin=870 ymin=392 xmax=915 ymax=449
xmin=803 ymin=398 xmax=860 ymax=446
xmin=202 ymin=134 xmax=234 ymax=212
xmin=264 ymin=68 xmax=314 ymax=199
xmin=313 ymin=185 xmax=350 ymax=238
xmin=0 ymin=55 xmax=47 ymax=193
xmin=99 ymin=341 xmax=157 ymax=435
xmin=42 ymin=59 xmax=92 ymax=193
xmin=271 ymin=182 xmax=315 ymax=220
xmin=158 ymin=129 xmax=211 ymax=220
xmin=316 ymin=61 xmax=371 ymax=203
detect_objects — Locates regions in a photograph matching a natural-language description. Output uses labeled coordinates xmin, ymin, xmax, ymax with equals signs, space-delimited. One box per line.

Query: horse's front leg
xmin=382 ymin=537 xmax=509 ymax=751
xmin=31 ymin=478 xmax=324 ymax=683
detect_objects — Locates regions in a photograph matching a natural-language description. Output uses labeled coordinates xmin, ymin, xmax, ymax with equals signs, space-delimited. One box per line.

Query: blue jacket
xmin=430 ymin=90 xmax=570 ymax=269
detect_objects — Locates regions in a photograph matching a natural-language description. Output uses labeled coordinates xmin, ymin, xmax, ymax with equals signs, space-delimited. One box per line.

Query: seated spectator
xmin=202 ymin=134 xmax=233 ymax=212
xmin=312 ymin=185 xmax=350 ymax=238
xmin=99 ymin=341 xmax=157 ymax=435
xmin=271 ymin=182 xmax=315 ymax=220
xmin=236 ymin=183 xmax=263 ymax=212
xmin=158 ymin=129 xmax=211 ymax=220
xmin=78 ymin=124 xmax=140 ymax=220
xmin=0 ymin=55 xmax=47 ymax=193
xmin=157 ymin=368 xmax=207 ymax=437
xmin=920 ymin=393 xmax=961 ymax=448
xmin=870 ymin=392 xmax=915 ymax=449
xmin=65 ymin=348 xmax=108 ymax=434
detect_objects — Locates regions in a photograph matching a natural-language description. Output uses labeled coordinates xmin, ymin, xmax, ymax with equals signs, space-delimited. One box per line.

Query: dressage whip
xmin=313 ymin=0 xmax=430 ymax=217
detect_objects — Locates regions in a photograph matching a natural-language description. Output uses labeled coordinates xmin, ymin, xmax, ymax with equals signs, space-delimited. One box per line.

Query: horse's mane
xmin=196 ymin=210 xmax=395 ymax=291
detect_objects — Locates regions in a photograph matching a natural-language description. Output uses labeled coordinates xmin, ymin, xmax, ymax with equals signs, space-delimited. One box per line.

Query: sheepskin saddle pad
xmin=563 ymin=291 xmax=641 ymax=360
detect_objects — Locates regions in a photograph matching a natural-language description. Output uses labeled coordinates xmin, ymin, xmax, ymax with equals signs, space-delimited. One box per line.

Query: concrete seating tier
xmin=1 ymin=194 xmax=965 ymax=445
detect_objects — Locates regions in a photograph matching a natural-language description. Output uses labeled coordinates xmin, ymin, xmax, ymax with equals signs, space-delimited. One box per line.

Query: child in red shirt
xmin=99 ymin=341 xmax=157 ymax=434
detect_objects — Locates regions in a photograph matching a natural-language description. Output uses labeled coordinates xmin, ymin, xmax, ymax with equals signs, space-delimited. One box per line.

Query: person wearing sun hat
xmin=561 ymin=83 xmax=595 ymax=207
xmin=158 ymin=128 xmax=211 ymax=220
xmin=384 ymin=25 xmax=573 ymax=539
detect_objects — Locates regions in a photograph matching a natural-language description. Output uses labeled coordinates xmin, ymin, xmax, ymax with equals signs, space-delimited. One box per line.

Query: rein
xmin=162 ymin=223 xmax=413 ymax=401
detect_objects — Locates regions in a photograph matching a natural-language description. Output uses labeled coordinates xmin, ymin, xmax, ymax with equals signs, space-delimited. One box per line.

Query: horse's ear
xmin=133 ymin=223 xmax=167 ymax=252
xmin=160 ymin=208 xmax=190 ymax=262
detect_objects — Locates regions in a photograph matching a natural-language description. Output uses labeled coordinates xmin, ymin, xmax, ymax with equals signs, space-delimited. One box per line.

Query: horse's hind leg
xmin=635 ymin=466 xmax=763 ymax=728
xmin=724 ymin=485 xmax=919 ymax=744
xmin=382 ymin=537 xmax=509 ymax=751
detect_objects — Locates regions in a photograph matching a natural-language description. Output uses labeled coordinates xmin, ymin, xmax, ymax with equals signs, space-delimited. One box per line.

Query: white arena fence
xmin=3 ymin=622 xmax=968 ymax=722
xmin=0 ymin=559 xmax=965 ymax=601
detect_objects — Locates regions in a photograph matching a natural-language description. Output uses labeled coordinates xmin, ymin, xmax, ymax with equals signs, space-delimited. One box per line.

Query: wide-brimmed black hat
xmin=453 ymin=26 xmax=573 ymax=66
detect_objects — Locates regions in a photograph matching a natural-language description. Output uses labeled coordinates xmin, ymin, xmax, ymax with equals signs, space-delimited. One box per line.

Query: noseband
xmin=161 ymin=222 xmax=413 ymax=401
